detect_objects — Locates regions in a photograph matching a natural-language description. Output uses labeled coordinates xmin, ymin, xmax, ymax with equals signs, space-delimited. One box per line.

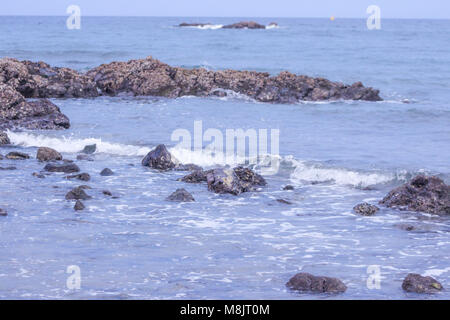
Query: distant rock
xmin=283 ymin=185 xmax=294 ymax=191
xmin=6 ymin=151 xmax=30 ymax=160
xmin=0 ymin=208 xmax=7 ymax=216
xmin=380 ymin=175 xmax=450 ymax=215
xmin=0 ymin=132 xmax=10 ymax=145
xmin=142 ymin=144 xmax=178 ymax=170
xmin=178 ymin=22 xmax=212 ymax=27
xmin=100 ymin=168 xmax=114 ymax=176
xmin=102 ymin=190 xmax=112 ymax=196
xmin=65 ymin=186 xmax=92 ymax=201
xmin=286 ymin=273 xmax=347 ymax=294
xmin=76 ymin=154 xmax=94 ymax=161
xmin=277 ymin=199 xmax=292 ymax=205
xmin=402 ymin=273 xmax=443 ymax=294
xmin=36 ymin=147 xmax=62 ymax=162
xmin=223 ymin=21 xmax=266 ymax=29
xmin=74 ymin=200 xmax=85 ymax=211
xmin=166 ymin=188 xmax=195 ymax=202
xmin=44 ymin=163 xmax=80 ymax=173
xmin=267 ymin=22 xmax=279 ymax=28
xmin=0 ymin=166 xmax=17 ymax=170
xmin=66 ymin=173 xmax=91 ymax=182
xmin=32 ymin=172 xmax=45 ymax=178
xmin=353 ymin=202 xmax=379 ymax=216
xmin=81 ymin=144 xmax=96 ymax=154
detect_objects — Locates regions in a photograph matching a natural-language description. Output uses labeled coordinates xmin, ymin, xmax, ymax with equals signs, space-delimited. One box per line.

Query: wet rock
xmin=74 ymin=200 xmax=85 ymax=211
xmin=100 ymin=168 xmax=114 ymax=176
xmin=6 ymin=151 xmax=30 ymax=160
xmin=268 ymin=22 xmax=279 ymax=27
xmin=206 ymin=167 xmax=267 ymax=195
xmin=179 ymin=22 xmax=212 ymax=27
xmin=81 ymin=144 xmax=96 ymax=154
xmin=36 ymin=147 xmax=62 ymax=162
xmin=0 ymin=132 xmax=10 ymax=145
xmin=234 ymin=166 xmax=267 ymax=188
xmin=102 ymin=190 xmax=112 ymax=196
xmin=223 ymin=21 xmax=266 ymax=29
xmin=65 ymin=186 xmax=92 ymax=200
xmin=44 ymin=162 xmax=80 ymax=173
xmin=380 ymin=175 xmax=450 ymax=215
xmin=76 ymin=154 xmax=94 ymax=161
xmin=141 ymin=144 xmax=178 ymax=170
xmin=0 ymin=166 xmax=16 ymax=170
xmin=277 ymin=199 xmax=292 ymax=205
xmin=353 ymin=202 xmax=379 ymax=216
xmin=0 ymin=208 xmax=7 ymax=216
xmin=283 ymin=185 xmax=295 ymax=191
xmin=402 ymin=273 xmax=443 ymax=294
xmin=396 ymin=224 xmax=416 ymax=232
xmin=286 ymin=273 xmax=347 ymax=294
xmin=32 ymin=172 xmax=45 ymax=178
xmin=179 ymin=170 xmax=211 ymax=183
xmin=166 ymin=188 xmax=195 ymax=202
xmin=66 ymin=173 xmax=91 ymax=181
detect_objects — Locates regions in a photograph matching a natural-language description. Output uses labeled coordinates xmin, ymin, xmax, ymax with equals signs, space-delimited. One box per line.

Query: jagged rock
xmin=66 ymin=173 xmax=91 ymax=181
xmin=223 ymin=21 xmax=266 ymax=29
xmin=286 ymin=273 xmax=347 ymax=294
xmin=36 ymin=147 xmax=62 ymax=162
xmin=283 ymin=185 xmax=294 ymax=191
xmin=74 ymin=200 xmax=85 ymax=211
xmin=6 ymin=151 xmax=30 ymax=160
xmin=0 ymin=208 xmax=7 ymax=216
xmin=233 ymin=166 xmax=267 ymax=188
xmin=81 ymin=144 xmax=96 ymax=154
xmin=44 ymin=162 xmax=80 ymax=173
xmin=402 ymin=274 xmax=443 ymax=294
xmin=353 ymin=202 xmax=379 ymax=216
xmin=141 ymin=144 xmax=178 ymax=170
xmin=100 ymin=168 xmax=114 ymax=176
xmin=205 ymin=167 xmax=267 ymax=195
xmin=65 ymin=186 xmax=92 ymax=200
xmin=166 ymin=188 xmax=195 ymax=202
xmin=179 ymin=170 xmax=211 ymax=183
xmin=0 ymin=131 xmax=10 ymax=145
xmin=380 ymin=175 xmax=450 ymax=215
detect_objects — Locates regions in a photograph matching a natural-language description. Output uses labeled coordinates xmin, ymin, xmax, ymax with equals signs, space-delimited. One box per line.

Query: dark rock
xmin=223 ymin=21 xmax=266 ymax=29
xmin=179 ymin=22 xmax=212 ymax=27
xmin=166 ymin=188 xmax=195 ymax=202
xmin=0 ymin=166 xmax=16 ymax=170
xmin=66 ymin=173 xmax=91 ymax=181
xmin=36 ymin=147 xmax=62 ymax=161
xmin=283 ymin=185 xmax=295 ymax=191
xmin=234 ymin=166 xmax=267 ymax=188
xmin=0 ymin=132 xmax=10 ymax=145
xmin=286 ymin=273 xmax=347 ymax=294
xmin=175 ymin=163 xmax=202 ymax=171
xmin=6 ymin=151 xmax=30 ymax=160
xmin=267 ymin=22 xmax=279 ymax=27
xmin=74 ymin=200 xmax=85 ymax=211
xmin=32 ymin=172 xmax=45 ymax=178
xmin=100 ymin=168 xmax=114 ymax=176
xmin=206 ymin=167 xmax=267 ymax=195
xmin=81 ymin=144 xmax=96 ymax=154
xmin=402 ymin=273 xmax=443 ymax=293
xmin=65 ymin=186 xmax=92 ymax=200
xmin=0 ymin=154 xmax=2 ymax=160
xmin=102 ymin=190 xmax=112 ymax=196
xmin=179 ymin=170 xmax=211 ymax=183
xmin=353 ymin=202 xmax=379 ymax=216
xmin=44 ymin=163 xmax=80 ymax=173
xmin=141 ymin=144 xmax=178 ymax=170
xmin=277 ymin=199 xmax=292 ymax=205
xmin=380 ymin=175 xmax=450 ymax=215
xmin=396 ymin=224 xmax=416 ymax=232
xmin=76 ymin=154 xmax=94 ymax=161
xmin=0 ymin=208 xmax=7 ymax=216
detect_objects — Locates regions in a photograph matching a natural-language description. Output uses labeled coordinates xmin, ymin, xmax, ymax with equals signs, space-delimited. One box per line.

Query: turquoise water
xmin=0 ymin=17 xmax=449 ymax=299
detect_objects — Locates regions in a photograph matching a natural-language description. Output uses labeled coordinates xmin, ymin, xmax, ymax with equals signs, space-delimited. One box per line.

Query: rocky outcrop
xmin=179 ymin=169 xmax=211 ymax=183
xmin=142 ymin=144 xmax=178 ymax=171
xmin=223 ymin=21 xmax=266 ymax=29
xmin=0 ymin=131 xmax=10 ymax=145
xmin=380 ymin=175 xmax=450 ymax=215
xmin=206 ymin=167 xmax=266 ymax=195
xmin=166 ymin=188 xmax=195 ymax=202
xmin=353 ymin=202 xmax=379 ymax=216
xmin=87 ymin=56 xmax=382 ymax=103
xmin=402 ymin=273 xmax=443 ymax=294
xmin=286 ymin=273 xmax=347 ymax=294
xmin=36 ymin=147 xmax=62 ymax=162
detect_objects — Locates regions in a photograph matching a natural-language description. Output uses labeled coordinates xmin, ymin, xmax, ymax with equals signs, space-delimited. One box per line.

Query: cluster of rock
xmin=178 ymin=21 xmax=278 ymax=29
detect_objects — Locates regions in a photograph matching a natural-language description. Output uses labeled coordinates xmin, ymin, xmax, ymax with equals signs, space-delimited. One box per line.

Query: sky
xmin=0 ymin=0 xmax=449 ymax=19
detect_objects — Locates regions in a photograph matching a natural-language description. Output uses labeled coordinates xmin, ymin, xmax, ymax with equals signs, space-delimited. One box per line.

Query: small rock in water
xmin=0 ymin=166 xmax=17 ymax=170
xmin=44 ymin=163 xmax=80 ymax=173
xmin=81 ymin=144 xmax=96 ymax=154
xmin=277 ymin=199 xmax=292 ymax=205
xmin=66 ymin=173 xmax=91 ymax=181
xmin=100 ymin=168 xmax=114 ymax=176
xmin=286 ymin=273 xmax=347 ymax=294
xmin=76 ymin=154 xmax=94 ymax=161
xmin=0 ymin=208 xmax=7 ymax=216
xmin=0 ymin=132 xmax=10 ymax=145
xmin=283 ymin=185 xmax=294 ymax=191
xmin=74 ymin=200 xmax=85 ymax=211
xmin=0 ymin=154 xmax=3 ymax=160
xmin=353 ymin=202 xmax=379 ymax=216
xmin=6 ymin=151 xmax=30 ymax=160
xmin=65 ymin=186 xmax=92 ymax=200
xmin=396 ymin=224 xmax=416 ymax=232
xmin=102 ymin=190 xmax=112 ymax=196
xmin=402 ymin=273 xmax=443 ymax=294
xmin=141 ymin=144 xmax=178 ymax=171
xmin=32 ymin=172 xmax=45 ymax=178
xmin=166 ymin=188 xmax=195 ymax=202
xmin=36 ymin=147 xmax=62 ymax=162
xmin=179 ymin=170 xmax=211 ymax=183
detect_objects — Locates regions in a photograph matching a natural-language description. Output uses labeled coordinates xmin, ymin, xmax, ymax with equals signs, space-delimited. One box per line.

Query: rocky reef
xmin=223 ymin=21 xmax=266 ymax=29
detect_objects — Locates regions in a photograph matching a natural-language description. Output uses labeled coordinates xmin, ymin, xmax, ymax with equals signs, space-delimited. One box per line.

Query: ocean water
xmin=0 ymin=16 xmax=449 ymax=300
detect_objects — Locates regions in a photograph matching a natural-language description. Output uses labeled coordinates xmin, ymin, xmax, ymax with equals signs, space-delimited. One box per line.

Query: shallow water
xmin=0 ymin=17 xmax=449 ymax=299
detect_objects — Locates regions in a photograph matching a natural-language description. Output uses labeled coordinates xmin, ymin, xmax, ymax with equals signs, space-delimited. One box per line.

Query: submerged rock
xmin=100 ymin=168 xmax=114 ymax=176
xmin=286 ymin=273 xmax=347 ymax=294
xmin=65 ymin=186 xmax=92 ymax=201
xmin=32 ymin=172 xmax=45 ymax=178
xmin=74 ymin=200 xmax=85 ymax=211
xmin=142 ymin=144 xmax=178 ymax=170
xmin=277 ymin=199 xmax=292 ymax=205
xmin=402 ymin=273 xmax=443 ymax=294
xmin=66 ymin=173 xmax=91 ymax=181
xmin=0 ymin=166 xmax=17 ymax=170
xmin=0 ymin=208 xmax=7 ymax=216
xmin=0 ymin=132 xmax=10 ymax=145
xmin=283 ymin=185 xmax=295 ymax=191
xmin=179 ymin=22 xmax=213 ymax=27
xmin=102 ymin=190 xmax=112 ymax=196
xmin=36 ymin=147 xmax=62 ymax=162
xmin=380 ymin=175 xmax=450 ymax=215
xmin=81 ymin=144 xmax=96 ymax=154
xmin=166 ymin=188 xmax=195 ymax=202
xmin=44 ymin=162 xmax=80 ymax=173
xmin=353 ymin=202 xmax=379 ymax=216
xmin=223 ymin=21 xmax=266 ymax=29
xmin=6 ymin=151 xmax=30 ymax=160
